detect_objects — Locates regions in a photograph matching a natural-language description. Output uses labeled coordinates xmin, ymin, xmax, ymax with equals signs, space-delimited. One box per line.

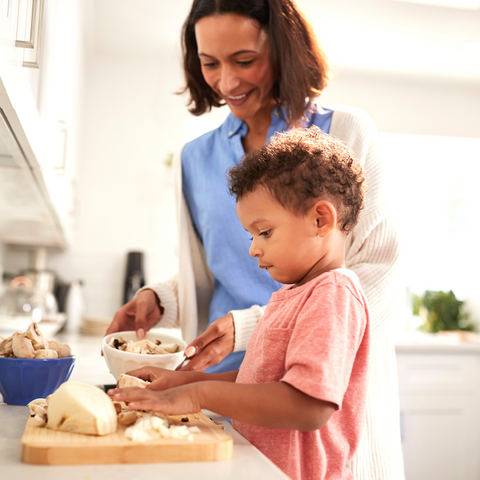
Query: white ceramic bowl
xmin=102 ymin=331 xmax=187 ymax=381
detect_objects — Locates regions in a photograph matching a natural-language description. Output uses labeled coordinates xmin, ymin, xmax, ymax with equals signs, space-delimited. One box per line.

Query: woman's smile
xmin=225 ymin=89 xmax=253 ymax=107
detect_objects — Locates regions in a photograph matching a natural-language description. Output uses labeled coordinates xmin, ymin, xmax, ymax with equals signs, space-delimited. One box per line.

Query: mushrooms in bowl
xmin=102 ymin=331 xmax=187 ymax=381
xmin=0 ymin=323 xmax=74 ymax=405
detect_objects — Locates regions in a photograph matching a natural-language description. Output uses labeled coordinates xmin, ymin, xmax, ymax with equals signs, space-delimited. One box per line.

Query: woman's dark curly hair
xmin=179 ymin=0 xmax=329 ymax=126
xmin=228 ymin=127 xmax=367 ymax=234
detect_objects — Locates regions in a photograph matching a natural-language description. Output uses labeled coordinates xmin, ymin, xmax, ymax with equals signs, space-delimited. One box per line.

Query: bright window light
xmin=378 ymin=133 xmax=480 ymax=301
xmin=388 ymin=0 xmax=480 ymax=9
xmin=463 ymin=42 xmax=480 ymax=55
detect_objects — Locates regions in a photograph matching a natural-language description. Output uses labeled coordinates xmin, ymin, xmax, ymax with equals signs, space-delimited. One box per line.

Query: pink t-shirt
xmin=232 ymin=269 xmax=370 ymax=480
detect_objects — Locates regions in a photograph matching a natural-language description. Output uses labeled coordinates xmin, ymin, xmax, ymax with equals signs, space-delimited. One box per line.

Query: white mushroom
xmin=118 ymin=410 xmax=138 ymax=426
xmin=12 ymin=332 xmax=36 ymax=359
xmin=46 ymin=382 xmax=117 ymax=436
xmin=47 ymin=340 xmax=72 ymax=358
xmin=108 ymin=337 xmax=127 ymax=351
xmin=28 ymin=402 xmax=47 ymax=417
xmin=25 ymin=323 xmax=49 ymax=350
xmin=34 ymin=349 xmax=58 ymax=359
xmin=31 ymin=412 xmax=47 ymax=427
xmin=152 ymin=343 xmax=179 ymax=355
xmin=0 ymin=336 xmax=13 ymax=356
xmin=118 ymin=374 xmax=150 ymax=389
xmin=28 ymin=398 xmax=48 ymax=427
xmin=28 ymin=398 xmax=48 ymax=409
xmin=125 ymin=339 xmax=151 ymax=354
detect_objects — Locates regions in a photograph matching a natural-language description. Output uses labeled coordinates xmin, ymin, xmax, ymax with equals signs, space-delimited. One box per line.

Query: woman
xmin=106 ymin=1 xmax=404 ymax=478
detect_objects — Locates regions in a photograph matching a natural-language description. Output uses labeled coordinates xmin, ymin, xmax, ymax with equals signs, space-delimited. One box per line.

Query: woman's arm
xmin=111 ymin=380 xmax=335 ymax=432
xmin=331 ymin=105 xmax=403 ymax=337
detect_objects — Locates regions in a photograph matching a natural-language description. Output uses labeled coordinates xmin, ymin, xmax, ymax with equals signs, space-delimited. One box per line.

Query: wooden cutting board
xmin=21 ymin=412 xmax=233 ymax=465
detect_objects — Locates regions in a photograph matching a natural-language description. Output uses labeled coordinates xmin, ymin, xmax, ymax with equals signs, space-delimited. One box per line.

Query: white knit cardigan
xmin=145 ymin=104 xmax=405 ymax=480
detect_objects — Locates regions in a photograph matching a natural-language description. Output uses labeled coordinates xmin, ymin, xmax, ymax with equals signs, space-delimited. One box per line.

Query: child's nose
xmin=249 ymin=240 xmax=261 ymax=258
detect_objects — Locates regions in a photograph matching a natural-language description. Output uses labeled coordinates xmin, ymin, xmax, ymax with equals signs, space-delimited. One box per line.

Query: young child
xmin=109 ymin=127 xmax=370 ymax=480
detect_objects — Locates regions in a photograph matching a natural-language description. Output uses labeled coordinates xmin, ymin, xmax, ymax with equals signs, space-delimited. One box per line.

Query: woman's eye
xmin=238 ymin=60 xmax=253 ymax=66
xmin=202 ymin=63 xmax=216 ymax=68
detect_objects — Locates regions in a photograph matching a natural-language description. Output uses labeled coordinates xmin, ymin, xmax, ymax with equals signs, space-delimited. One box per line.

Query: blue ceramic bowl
xmin=0 ymin=356 xmax=75 ymax=405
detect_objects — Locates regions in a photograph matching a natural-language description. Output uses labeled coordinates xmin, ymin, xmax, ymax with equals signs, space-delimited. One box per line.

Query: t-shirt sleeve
xmin=281 ymin=282 xmax=368 ymax=410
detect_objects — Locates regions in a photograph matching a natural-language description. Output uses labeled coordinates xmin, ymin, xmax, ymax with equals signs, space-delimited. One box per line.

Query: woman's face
xmin=195 ymin=14 xmax=276 ymax=124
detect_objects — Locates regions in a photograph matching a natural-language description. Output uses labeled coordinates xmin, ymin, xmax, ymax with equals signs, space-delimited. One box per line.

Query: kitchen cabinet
xmin=396 ymin=340 xmax=480 ymax=480
xmin=0 ymin=0 xmax=84 ymax=247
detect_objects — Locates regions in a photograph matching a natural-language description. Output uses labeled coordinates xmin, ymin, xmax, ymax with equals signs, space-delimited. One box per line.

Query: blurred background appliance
xmin=0 ymin=248 xmax=67 ymax=337
xmin=123 ymin=251 xmax=145 ymax=304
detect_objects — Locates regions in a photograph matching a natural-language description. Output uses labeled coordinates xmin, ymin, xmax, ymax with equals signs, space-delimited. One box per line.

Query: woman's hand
xmin=105 ymin=289 xmax=163 ymax=340
xmin=179 ymin=313 xmax=235 ymax=371
xmin=108 ymin=384 xmax=202 ymax=416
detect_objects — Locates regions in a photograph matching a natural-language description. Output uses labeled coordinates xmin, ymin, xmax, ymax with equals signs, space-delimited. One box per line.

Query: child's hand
xmin=122 ymin=366 xmax=200 ymax=391
xmin=122 ymin=366 xmax=165 ymax=383
xmin=108 ymin=384 xmax=202 ymax=415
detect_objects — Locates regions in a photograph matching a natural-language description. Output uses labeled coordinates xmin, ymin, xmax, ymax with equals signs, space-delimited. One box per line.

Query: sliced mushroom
xmin=30 ymin=399 xmax=48 ymax=413
xmin=108 ymin=337 xmax=127 ymax=350
xmin=0 ymin=336 xmax=13 ymax=356
xmin=118 ymin=374 xmax=150 ymax=389
xmin=25 ymin=323 xmax=49 ymax=350
xmin=28 ymin=397 xmax=48 ymax=408
xmin=28 ymin=399 xmax=48 ymax=427
xmin=118 ymin=410 xmax=138 ymax=426
xmin=113 ymin=401 xmax=123 ymax=415
xmin=28 ymin=402 xmax=47 ymax=417
xmin=34 ymin=349 xmax=58 ymax=359
xmin=12 ymin=332 xmax=36 ymax=359
xmin=47 ymin=340 xmax=72 ymax=358
xmin=31 ymin=412 xmax=47 ymax=427
xmin=125 ymin=339 xmax=151 ymax=354
xmin=152 ymin=343 xmax=179 ymax=354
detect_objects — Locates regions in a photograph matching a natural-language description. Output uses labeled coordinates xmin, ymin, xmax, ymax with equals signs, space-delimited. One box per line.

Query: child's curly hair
xmin=228 ymin=127 xmax=367 ymax=234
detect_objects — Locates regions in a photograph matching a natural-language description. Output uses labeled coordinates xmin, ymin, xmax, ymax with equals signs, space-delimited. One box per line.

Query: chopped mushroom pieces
xmin=108 ymin=337 xmax=180 ymax=355
xmin=124 ymin=414 xmax=200 ymax=442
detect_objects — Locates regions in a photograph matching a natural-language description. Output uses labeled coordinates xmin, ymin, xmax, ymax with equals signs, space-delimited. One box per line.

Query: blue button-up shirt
xmin=182 ymin=104 xmax=333 ymax=372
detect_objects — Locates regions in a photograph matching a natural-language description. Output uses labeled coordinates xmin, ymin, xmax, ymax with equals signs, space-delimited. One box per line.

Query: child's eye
xmin=259 ymin=230 xmax=271 ymax=237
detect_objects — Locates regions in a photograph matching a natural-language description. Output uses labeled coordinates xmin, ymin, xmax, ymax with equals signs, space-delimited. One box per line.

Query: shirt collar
xmin=224 ymin=113 xmax=245 ymax=138
xmin=224 ymin=101 xmax=316 ymax=139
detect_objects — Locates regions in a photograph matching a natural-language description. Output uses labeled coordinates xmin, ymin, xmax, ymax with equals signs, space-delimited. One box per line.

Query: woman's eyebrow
xmin=198 ymin=50 xmax=258 ymax=58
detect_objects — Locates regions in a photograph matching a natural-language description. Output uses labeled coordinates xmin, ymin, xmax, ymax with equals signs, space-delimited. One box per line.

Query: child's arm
xmin=111 ymin=380 xmax=335 ymax=432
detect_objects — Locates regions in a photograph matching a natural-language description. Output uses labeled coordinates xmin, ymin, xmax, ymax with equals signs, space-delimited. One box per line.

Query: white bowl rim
xmin=102 ymin=331 xmax=186 ymax=359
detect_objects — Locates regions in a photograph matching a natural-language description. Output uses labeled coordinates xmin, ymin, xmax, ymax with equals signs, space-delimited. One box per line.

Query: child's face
xmin=236 ymin=186 xmax=337 ymax=286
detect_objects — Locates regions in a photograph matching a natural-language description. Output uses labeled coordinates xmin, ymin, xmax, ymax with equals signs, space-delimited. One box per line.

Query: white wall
xmin=3 ymin=0 xmax=479 ymax=322
xmin=321 ymin=69 xmax=480 ymax=138
xmin=45 ymin=57 xmax=185 ymax=318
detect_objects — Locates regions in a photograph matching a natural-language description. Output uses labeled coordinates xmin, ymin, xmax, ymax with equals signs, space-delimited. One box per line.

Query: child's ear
xmin=313 ymin=201 xmax=337 ymax=237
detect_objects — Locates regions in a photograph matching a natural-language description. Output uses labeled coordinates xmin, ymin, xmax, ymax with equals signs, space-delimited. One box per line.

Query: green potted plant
xmin=413 ymin=290 xmax=476 ymax=334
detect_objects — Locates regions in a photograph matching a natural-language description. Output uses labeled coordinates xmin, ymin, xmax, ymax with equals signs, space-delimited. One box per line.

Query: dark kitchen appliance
xmin=123 ymin=251 xmax=145 ymax=304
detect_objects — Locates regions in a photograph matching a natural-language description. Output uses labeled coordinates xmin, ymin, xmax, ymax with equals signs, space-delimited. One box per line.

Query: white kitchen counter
xmin=0 ymin=330 xmax=289 ymax=480
xmin=395 ymin=330 xmax=480 ymax=353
